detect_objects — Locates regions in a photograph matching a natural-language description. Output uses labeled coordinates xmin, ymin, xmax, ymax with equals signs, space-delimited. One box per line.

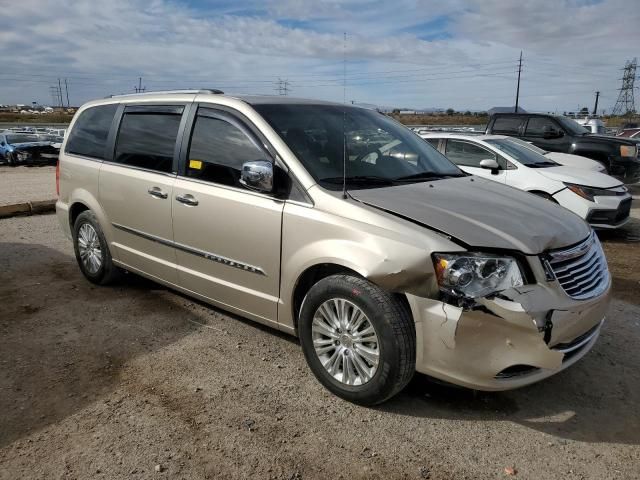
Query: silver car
xmin=56 ymin=90 xmax=610 ymax=404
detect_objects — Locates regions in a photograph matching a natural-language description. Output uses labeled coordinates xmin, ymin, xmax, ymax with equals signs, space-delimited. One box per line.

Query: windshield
xmin=485 ymin=139 xmax=558 ymax=167
xmin=7 ymin=134 xmax=40 ymax=144
xmin=556 ymin=116 xmax=590 ymax=135
xmin=254 ymin=104 xmax=464 ymax=189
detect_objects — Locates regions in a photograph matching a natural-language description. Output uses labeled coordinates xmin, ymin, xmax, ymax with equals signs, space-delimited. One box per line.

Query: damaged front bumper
xmin=406 ymin=276 xmax=611 ymax=391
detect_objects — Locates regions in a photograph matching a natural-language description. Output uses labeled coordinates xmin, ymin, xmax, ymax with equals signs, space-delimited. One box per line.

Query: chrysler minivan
xmin=56 ymin=90 xmax=611 ymax=405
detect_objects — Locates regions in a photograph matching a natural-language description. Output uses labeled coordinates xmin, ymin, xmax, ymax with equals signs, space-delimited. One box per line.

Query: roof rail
xmin=107 ymin=88 xmax=224 ymax=98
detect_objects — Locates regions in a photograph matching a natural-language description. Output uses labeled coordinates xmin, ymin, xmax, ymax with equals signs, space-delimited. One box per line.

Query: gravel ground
xmin=0 ymin=166 xmax=56 ymax=206
xmin=1 ymin=213 xmax=639 ymax=480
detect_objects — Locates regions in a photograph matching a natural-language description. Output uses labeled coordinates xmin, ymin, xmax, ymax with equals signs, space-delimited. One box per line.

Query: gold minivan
xmin=57 ymin=90 xmax=611 ymax=405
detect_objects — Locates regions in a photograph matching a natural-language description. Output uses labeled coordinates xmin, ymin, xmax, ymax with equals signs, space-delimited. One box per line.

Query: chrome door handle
xmin=175 ymin=193 xmax=199 ymax=206
xmin=147 ymin=187 xmax=168 ymax=199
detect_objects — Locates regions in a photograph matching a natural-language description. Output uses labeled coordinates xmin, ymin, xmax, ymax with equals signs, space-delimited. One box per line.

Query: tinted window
xmin=445 ymin=139 xmax=496 ymax=167
xmin=492 ymin=116 xmax=525 ymax=135
xmin=65 ymin=104 xmax=117 ymax=159
xmin=114 ymin=110 xmax=182 ymax=173
xmin=485 ymin=139 xmax=558 ymax=166
xmin=525 ymin=117 xmax=559 ymax=136
xmin=254 ymin=104 xmax=462 ymax=189
xmin=187 ymin=112 xmax=266 ymax=187
xmin=555 ymin=116 xmax=589 ymax=135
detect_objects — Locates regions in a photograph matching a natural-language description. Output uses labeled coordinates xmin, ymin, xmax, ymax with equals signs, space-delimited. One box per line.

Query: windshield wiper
xmin=394 ymin=171 xmax=466 ymax=182
xmin=320 ymin=175 xmax=396 ymax=186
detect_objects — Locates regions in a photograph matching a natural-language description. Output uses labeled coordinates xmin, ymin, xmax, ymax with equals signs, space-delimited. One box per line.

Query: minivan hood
xmin=537 ymin=166 xmax=621 ymax=188
xmin=349 ymin=176 xmax=590 ymax=255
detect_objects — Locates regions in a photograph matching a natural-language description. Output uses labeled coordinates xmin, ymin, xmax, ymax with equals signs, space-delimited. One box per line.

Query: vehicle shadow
xmin=380 ymin=302 xmax=640 ymax=445
xmin=597 ymin=216 xmax=640 ymax=243
xmin=0 ymin=242 xmax=203 ymax=448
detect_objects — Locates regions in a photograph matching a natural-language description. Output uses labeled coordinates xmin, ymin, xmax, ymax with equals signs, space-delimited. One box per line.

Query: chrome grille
xmin=546 ymin=233 xmax=609 ymax=300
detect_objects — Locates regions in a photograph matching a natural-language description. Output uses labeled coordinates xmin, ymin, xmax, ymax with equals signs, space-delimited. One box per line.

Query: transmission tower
xmin=612 ymin=58 xmax=637 ymax=116
xmin=275 ymin=78 xmax=291 ymax=96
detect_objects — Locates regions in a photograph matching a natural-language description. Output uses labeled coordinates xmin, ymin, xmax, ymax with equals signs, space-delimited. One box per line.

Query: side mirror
xmin=240 ymin=160 xmax=274 ymax=193
xmin=0 ymin=141 xmax=5 ymax=146
xmin=542 ymin=126 xmax=563 ymax=139
xmin=479 ymin=159 xmax=500 ymax=170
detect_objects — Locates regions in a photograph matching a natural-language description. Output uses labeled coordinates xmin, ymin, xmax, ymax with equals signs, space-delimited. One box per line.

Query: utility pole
xmin=57 ymin=78 xmax=64 ymax=107
xmin=592 ymin=91 xmax=600 ymax=115
xmin=64 ymin=78 xmax=70 ymax=108
xmin=134 ymin=77 xmax=146 ymax=93
xmin=514 ymin=51 xmax=523 ymax=113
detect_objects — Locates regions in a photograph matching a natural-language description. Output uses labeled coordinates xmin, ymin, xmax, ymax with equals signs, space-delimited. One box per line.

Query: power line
xmin=274 ymin=78 xmax=291 ymax=95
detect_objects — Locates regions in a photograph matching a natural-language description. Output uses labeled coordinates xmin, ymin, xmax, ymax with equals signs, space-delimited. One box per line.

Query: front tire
xmin=298 ymin=274 xmax=415 ymax=405
xmin=72 ymin=210 xmax=121 ymax=285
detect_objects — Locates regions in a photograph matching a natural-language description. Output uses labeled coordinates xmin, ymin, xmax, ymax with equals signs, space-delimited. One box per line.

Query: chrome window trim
xmin=175 ymin=174 xmax=284 ymax=202
xmin=112 ymin=223 xmax=267 ymax=276
xmin=101 ymin=160 xmax=178 ymax=178
xmin=63 ymin=152 xmax=104 ymax=163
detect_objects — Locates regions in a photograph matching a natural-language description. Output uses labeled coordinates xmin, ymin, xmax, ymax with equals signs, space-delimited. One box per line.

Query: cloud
xmin=0 ymin=0 xmax=638 ymax=112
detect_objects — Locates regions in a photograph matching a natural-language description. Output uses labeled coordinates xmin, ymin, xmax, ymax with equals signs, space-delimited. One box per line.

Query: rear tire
xmin=72 ymin=210 xmax=121 ymax=285
xmin=298 ymin=274 xmax=415 ymax=405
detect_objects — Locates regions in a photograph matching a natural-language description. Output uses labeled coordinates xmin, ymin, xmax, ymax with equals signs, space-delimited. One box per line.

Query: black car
xmin=485 ymin=113 xmax=640 ymax=184
xmin=0 ymin=132 xmax=60 ymax=165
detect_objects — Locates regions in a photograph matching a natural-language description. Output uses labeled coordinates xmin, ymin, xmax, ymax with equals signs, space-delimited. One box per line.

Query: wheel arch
xmin=290 ymin=262 xmax=412 ymax=335
xmin=291 ymin=263 xmax=362 ymax=334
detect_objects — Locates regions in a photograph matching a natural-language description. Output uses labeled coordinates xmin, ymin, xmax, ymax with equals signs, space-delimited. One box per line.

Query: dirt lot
xmin=0 ymin=166 xmax=56 ymax=206
xmin=1 ymin=213 xmax=639 ymax=480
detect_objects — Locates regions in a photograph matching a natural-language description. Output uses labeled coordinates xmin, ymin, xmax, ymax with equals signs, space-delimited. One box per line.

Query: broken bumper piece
xmin=406 ymin=280 xmax=610 ymax=391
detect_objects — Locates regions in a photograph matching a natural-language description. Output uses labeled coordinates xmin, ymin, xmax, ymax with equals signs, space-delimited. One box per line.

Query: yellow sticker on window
xmin=189 ymin=159 xmax=203 ymax=170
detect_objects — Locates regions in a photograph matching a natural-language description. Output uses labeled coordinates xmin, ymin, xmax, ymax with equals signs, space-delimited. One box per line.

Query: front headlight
xmin=564 ymin=182 xmax=624 ymax=201
xmin=620 ymin=145 xmax=637 ymax=158
xmin=432 ymin=253 xmax=524 ymax=299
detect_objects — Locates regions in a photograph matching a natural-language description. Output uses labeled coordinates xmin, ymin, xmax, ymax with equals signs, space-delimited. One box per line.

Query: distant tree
xmin=392 ymin=108 xmax=400 ymax=115
xmin=463 ymin=110 xmax=472 ymax=116
xmin=446 ymin=108 xmax=455 ymax=116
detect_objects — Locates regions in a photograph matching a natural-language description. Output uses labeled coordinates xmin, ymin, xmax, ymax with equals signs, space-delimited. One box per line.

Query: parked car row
xmin=420 ymin=133 xmax=632 ymax=229
xmin=57 ymin=91 xmax=615 ymax=405
xmin=484 ymin=113 xmax=640 ymax=184
xmin=0 ymin=128 xmax=63 ymax=165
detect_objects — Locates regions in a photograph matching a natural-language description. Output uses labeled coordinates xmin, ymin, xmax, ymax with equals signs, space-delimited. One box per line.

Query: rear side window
xmin=186 ymin=110 xmax=266 ymax=187
xmin=525 ymin=117 xmax=558 ymax=136
xmin=445 ymin=139 xmax=496 ymax=167
xmin=492 ymin=116 xmax=525 ymax=135
xmin=114 ymin=107 xmax=183 ymax=173
xmin=65 ymin=104 xmax=117 ymax=159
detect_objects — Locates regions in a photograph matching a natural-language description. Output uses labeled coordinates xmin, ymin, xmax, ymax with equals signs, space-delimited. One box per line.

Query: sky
xmin=0 ymin=0 xmax=638 ymax=112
